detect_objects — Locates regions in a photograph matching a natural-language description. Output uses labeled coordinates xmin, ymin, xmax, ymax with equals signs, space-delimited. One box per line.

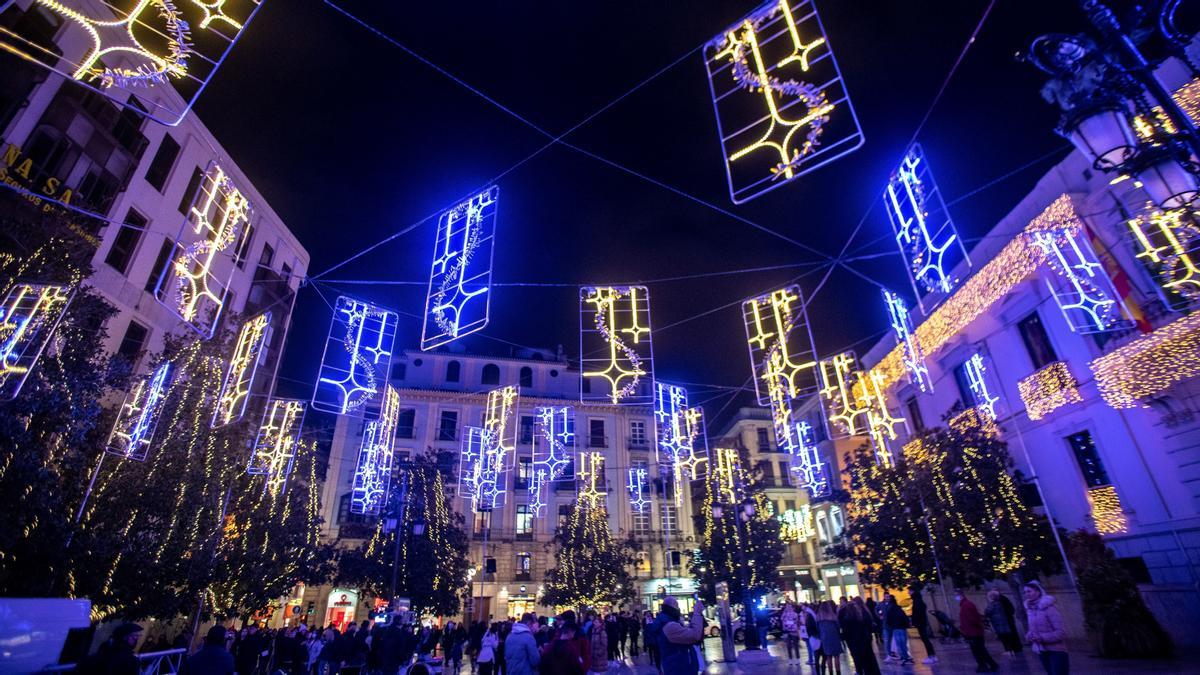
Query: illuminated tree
xmin=541 ymin=503 xmax=636 ymax=609
xmin=337 ymin=453 xmax=471 ymax=616
xmin=833 ymin=420 xmax=1061 ymax=589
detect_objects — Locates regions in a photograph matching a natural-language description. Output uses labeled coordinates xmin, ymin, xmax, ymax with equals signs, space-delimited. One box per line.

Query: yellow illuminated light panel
xmin=581 ymin=286 xmax=652 ymax=404
xmin=1018 ymin=362 xmax=1082 ymax=421
xmin=191 ymin=0 xmax=246 ymax=30
xmin=212 ymin=311 xmax=270 ymax=428
xmin=484 ymin=385 xmax=520 ymax=454
xmin=778 ymin=505 xmax=814 ymax=543
xmin=743 ymin=286 xmax=819 ymax=404
xmin=577 ymin=451 xmax=606 ymax=508
xmin=248 ymin=399 xmax=306 ymax=495
xmin=28 ymin=0 xmax=189 ymax=87
xmin=1090 ymin=309 xmax=1200 ymax=408
xmin=1126 ymin=206 xmax=1200 ymax=304
xmin=713 ymin=447 xmax=741 ymax=506
xmin=853 ymin=370 xmax=905 ymax=467
xmin=1087 ymin=485 xmax=1128 ymax=535
xmin=870 ymin=195 xmax=1081 ymax=390
xmin=819 ymin=353 xmax=869 ymax=435
xmin=0 ymin=283 xmax=71 ymax=398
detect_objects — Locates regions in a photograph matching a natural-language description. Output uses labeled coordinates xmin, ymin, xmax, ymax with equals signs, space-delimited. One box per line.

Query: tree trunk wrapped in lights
xmin=541 ymin=502 xmax=635 ymax=609
xmin=832 ymin=421 xmax=1061 ymax=589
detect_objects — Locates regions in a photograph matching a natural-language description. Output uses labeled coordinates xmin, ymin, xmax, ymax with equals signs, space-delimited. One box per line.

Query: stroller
xmin=929 ymin=609 xmax=962 ymax=643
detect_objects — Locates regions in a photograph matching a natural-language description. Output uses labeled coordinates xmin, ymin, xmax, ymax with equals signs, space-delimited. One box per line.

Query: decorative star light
xmin=580 ymin=286 xmax=654 ymax=405
xmin=350 ymin=385 xmax=401 ymax=515
xmin=106 ymin=362 xmax=173 ymax=461
xmin=421 ymin=187 xmax=498 ymax=350
xmin=155 ymin=163 xmax=251 ymax=338
xmin=627 ymin=467 xmax=650 ymax=513
xmin=1032 ymin=227 xmax=1129 ymax=333
xmin=882 ymin=289 xmax=931 ymax=391
xmin=577 ymin=451 xmax=607 ymax=509
xmin=484 ymin=385 xmax=520 ymax=455
xmin=0 ymin=0 xmax=268 ymax=125
xmin=246 ymin=398 xmax=306 ymax=495
xmin=529 ymin=405 xmax=574 ymax=517
xmin=883 ymin=144 xmax=971 ymax=307
xmin=312 ymin=296 xmax=398 ymax=416
xmin=963 ymin=353 xmax=1000 ymax=421
xmin=1126 ymin=205 xmax=1200 ymax=310
xmin=211 ymin=311 xmax=270 ymax=428
xmin=0 ymin=282 xmax=72 ymax=399
xmin=818 ymin=352 xmax=870 ymax=437
xmin=703 ymin=0 xmax=863 ymax=203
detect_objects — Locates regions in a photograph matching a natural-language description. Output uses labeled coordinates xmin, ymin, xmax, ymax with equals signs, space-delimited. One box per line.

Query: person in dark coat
xmin=626 ymin=612 xmax=641 ymax=658
xmin=235 ymin=624 xmax=266 ymax=675
xmin=183 ymin=626 xmax=235 ymax=675
xmin=838 ymin=599 xmax=880 ymax=675
xmin=909 ymin=589 xmax=938 ymax=665
xmin=78 ymin=623 xmax=142 ymax=675
xmin=957 ymin=590 xmax=999 ymax=673
xmin=985 ymin=589 xmax=1022 ymax=655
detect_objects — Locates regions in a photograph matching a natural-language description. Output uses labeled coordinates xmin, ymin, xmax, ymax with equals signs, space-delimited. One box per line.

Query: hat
xmin=112 ymin=623 xmax=143 ymax=641
xmin=662 ymin=597 xmax=679 ymax=609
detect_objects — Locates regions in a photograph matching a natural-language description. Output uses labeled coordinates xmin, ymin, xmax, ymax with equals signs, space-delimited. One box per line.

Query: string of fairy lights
xmin=6 ymin=0 xmax=1200 ymax=584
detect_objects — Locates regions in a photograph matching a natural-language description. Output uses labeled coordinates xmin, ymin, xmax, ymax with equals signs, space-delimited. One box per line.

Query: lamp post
xmin=1026 ymin=0 xmax=1200 ymax=208
xmin=712 ymin=498 xmax=763 ymax=651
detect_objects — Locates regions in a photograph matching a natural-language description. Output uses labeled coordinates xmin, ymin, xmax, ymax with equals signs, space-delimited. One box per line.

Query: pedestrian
xmin=875 ymin=595 xmax=895 ymax=661
xmin=477 ymin=622 xmax=501 ymax=675
xmin=505 ymin=613 xmax=541 ymax=675
xmin=183 ymin=625 xmax=235 ymax=675
xmin=802 ymin=602 xmax=819 ymax=666
xmin=957 ymin=589 xmax=999 ymax=673
xmin=589 ymin=612 xmax=609 ymax=674
xmin=626 ymin=611 xmax=641 ymax=658
xmin=653 ymin=597 xmax=703 ymax=675
xmin=883 ymin=594 xmax=913 ymax=665
xmin=78 ymin=622 xmax=143 ymax=675
xmin=838 ymin=598 xmax=880 ymax=675
xmin=909 ymin=588 xmax=937 ymax=665
xmin=815 ymin=601 xmax=842 ymax=675
xmin=540 ymin=613 xmax=587 ymax=675
xmin=1024 ymin=581 xmax=1069 ymax=675
xmin=236 ymin=623 xmax=267 ymax=675
xmin=305 ymin=629 xmax=325 ymax=675
xmin=985 ymin=589 xmax=1023 ymax=655
xmin=642 ymin=610 xmax=661 ymax=672
xmin=781 ymin=603 xmax=802 ymax=663
xmin=605 ymin=613 xmax=620 ymax=662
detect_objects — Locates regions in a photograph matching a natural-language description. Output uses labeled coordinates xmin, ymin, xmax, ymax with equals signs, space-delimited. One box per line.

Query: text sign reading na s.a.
xmin=703 ymin=0 xmax=864 ymax=204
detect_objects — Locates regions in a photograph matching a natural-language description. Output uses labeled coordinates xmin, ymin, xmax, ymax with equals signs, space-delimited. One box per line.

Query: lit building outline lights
xmin=312 ymin=296 xmax=398 ymax=416
xmin=0 ymin=282 xmax=72 ymax=399
xmin=422 ymin=187 xmax=498 ymax=350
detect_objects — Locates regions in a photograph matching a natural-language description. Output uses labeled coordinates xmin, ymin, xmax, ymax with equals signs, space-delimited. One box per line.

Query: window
xmin=519 ymin=415 xmax=534 ymax=444
xmin=757 ymin=427 xmax=770 ymax=450
xmin=391 ymin=362 xmax=407 ymax=381
xmin=481 ymin=363 xmax=500 ymax=385
xmin=630 ymin=420 xmax=647 ymax=447
xmin=177 ymin=166 xmax=203 ymax=214
xmin=778 ymin=461 xmax=790 ymax=485
xmin=234 ymin=221 xmax=255 ymax=269
xmin=143 ymin=133 xmax=179 ymax=191
xmin=816 ymin=512 xmax=830 ymax=543
xmin=516 ymin=456 xmax=532 ymax=490
xmin=516 ymin=505 xmax=532 ymax=536
xmin=258 ymin=242 xmax=275 ymax=268
xmin=830 ymin=506 xmax=844 ymax=537
xmin=1018 ymin=312 xmax=1058 ymax=370
xmin=589 ymin=419 xmax=606 ymax=447
xmin=396 ymin=409 xmax=416 ymax=439
xmin=116 ymin=320 xmax=148 ymax=363
xmin=438 ymin=410 xmax=458 ymax=441
xmin=632 ymin=509 xmax=651 ymax=535
xmin=446 ymin=360 xmax=461 ymax=383
xmin=557 ymin=504 xmax=571 ymax=529
xmin=759 ymin=461 xmax=775 ymax=485
xmin=784 ymin=499 xmax=796 ymax=512
xmin=104 ymin=209 xmax=146 ymax=275
xmin=661 ymin=504 xmax=678 ymax=533
xmin=337 ymin=493 xmax=373 ymax=525
xmin=1066 ymin=431 xmax=1111 ymax=487
xmin=667 ymin=550 xmax=682 ymax=568
xmin=144 ymin=240 xmax=173 ymax=293
xmin=952 ymin=361 xmax=974 ymax=408
xmin=473 ymin=510 xmax=491 ymax=534
xmin=635 ymin=551 xmax=651 ymax=572
xmin=905 ymin=397 xmax=925 ymax=433
xmin=519 ymin=366 xmax=533 ymax=388
xmin=516 ymin=552 xmax=532 ymax=578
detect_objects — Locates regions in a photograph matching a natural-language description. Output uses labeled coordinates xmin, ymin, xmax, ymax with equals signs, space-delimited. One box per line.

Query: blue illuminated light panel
xmin=421 ymin=186 xmax=499 ymax=350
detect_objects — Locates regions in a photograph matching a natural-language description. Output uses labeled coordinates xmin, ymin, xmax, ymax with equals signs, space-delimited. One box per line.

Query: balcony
xmin=586 ymin=435 xmax=608 ymax=448
xmin=514 ymin=571 xmax=532 ymax=581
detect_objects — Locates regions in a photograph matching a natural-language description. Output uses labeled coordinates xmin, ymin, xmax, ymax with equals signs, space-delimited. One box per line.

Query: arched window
xmin=482 ymin=363 xmax=500 ymax=385
xmin=446 ymin=360 xmax=461 ymax=383
xmin=519 ymin=366 xmax=533 ymax=388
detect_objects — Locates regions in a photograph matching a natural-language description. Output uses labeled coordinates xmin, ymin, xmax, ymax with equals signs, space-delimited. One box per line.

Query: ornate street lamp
xmin=1026 ymin=1 xmax=1200 ymax=209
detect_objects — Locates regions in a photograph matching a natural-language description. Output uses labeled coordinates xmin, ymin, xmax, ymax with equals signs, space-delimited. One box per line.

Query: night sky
xmin=191 ymin=0 xmax=1095 ymax=426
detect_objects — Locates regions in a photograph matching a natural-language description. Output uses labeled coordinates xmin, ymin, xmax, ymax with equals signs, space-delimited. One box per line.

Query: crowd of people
xmin=74 ymin=581 xmax=1069 ymax=675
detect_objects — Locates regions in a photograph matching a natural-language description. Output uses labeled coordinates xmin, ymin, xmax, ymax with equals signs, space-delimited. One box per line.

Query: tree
xmin=541 ymin=501 xmax=636 ymax=609
xmin=690 ymin=447 xmax=785 ymax=606
xmin=337 ymin=452 xmax=471 ymax=617
xmin=833 ymin=415 xmax=1062 ymax=590
xmin=1067 ymin=530 xmax=1172 ymax=657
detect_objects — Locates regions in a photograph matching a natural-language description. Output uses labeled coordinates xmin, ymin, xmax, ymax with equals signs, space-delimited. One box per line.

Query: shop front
xmin=640 ymin=577 xmax=699 ymax=614
xmin=819 ymin=565 xmax=861 ymax=602
xmin=325 ymin=588 xmax=360 ymax=631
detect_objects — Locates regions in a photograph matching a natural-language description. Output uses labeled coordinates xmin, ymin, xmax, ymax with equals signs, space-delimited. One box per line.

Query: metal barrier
xmin=39 ymin=647 xmax=186 ymax=674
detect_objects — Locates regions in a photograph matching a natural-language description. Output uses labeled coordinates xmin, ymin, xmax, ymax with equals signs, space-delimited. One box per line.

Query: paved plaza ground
xmin=594 ymin=634 xmax=1196 ymax=675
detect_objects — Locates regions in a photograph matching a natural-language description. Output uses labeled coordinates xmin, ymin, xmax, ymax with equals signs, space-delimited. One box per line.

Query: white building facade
xmin=314 ymin=346 xmax=701 ymax=627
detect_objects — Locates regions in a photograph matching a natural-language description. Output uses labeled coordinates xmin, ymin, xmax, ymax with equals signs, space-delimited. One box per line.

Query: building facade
xmin=856 ymin=69 xmax=1200 ymax=645
xmin=312 ymin=346 xmax=700 ymax=627
xmin=1 ymin=1 xmax=308 ymax=375
xmin=714 ymin=407 xmax=862 ymax=604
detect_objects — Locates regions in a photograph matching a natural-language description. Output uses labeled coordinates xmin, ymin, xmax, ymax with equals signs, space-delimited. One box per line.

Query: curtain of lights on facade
xmin=312 ymin=295 xmax=398 ymax=416
xmin=703 ymin=0 xmax=864 ymax=203
xmin=421 ymin=186 xmax=498 ymax=350
xmin=0 ymin=282 xmax=73 ymax=399
xmin=529 ymin=405 xmax=574 ymax=517
xmin=883 ymin=144 xmax=971 ymax=312
xmin=742 ymin=286 xmax=828 ymax=495
xmin=580 ymin=286 xmax=655 ymax=405
xmin=0 ymin=0 xmax=269 ymax=125
xmin=155 ymin=163 xmax=252 ymax=338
